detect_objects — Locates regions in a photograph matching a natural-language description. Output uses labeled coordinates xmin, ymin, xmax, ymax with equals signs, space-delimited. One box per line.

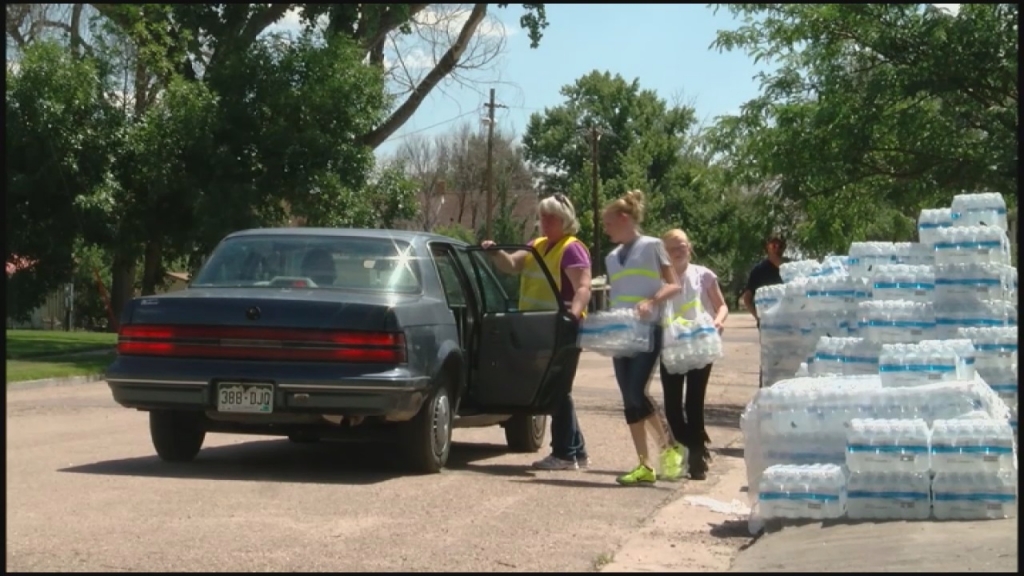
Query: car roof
xmin=224 ymin=227 xmax=469 ymax=247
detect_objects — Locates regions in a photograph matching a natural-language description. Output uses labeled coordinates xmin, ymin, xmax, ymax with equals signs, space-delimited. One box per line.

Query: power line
xmin=382 ymin=108 xmax=482 ymax=143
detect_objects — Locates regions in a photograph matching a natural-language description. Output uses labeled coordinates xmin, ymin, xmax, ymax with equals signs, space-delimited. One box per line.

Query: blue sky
xmin=370 ymin=4 xmax=772 ymax=158
xmin=270 ymin=4 xmax=776 ymax=160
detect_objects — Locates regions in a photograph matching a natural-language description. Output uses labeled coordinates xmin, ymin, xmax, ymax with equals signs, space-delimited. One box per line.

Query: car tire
xmin=149 ymin=410 xmax=206 ymax=462
xmin=399 ymin=378 xmax=454 ymax=474
xmin=504 ymin=414 xmax=547 ymax=453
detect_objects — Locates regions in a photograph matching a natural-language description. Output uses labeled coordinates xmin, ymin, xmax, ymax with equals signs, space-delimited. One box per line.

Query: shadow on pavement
xmin=59 ymin=439 xmax=512 ymax=485
xmin=714 ymin=446 xmax=745 ymax=459
xmin=705 ymin=404 xmax=744 ymax=430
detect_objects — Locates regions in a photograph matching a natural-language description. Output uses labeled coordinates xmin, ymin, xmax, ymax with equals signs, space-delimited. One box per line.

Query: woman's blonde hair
xmin=537 ymin=193 xmax=580 ymax=235
xmin=603 ymin=189 xmax=646 ymax=224
xmin=662 ymin=228 xmax=696 ymax=258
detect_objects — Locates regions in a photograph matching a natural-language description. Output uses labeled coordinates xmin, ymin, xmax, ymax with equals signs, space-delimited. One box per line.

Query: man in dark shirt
xmin=741 ymin=235 xmax=786 ymax=388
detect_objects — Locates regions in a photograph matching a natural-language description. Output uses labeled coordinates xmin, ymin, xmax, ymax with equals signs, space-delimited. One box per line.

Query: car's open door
xmin=463 ymin=244 xmax=581 ymax=415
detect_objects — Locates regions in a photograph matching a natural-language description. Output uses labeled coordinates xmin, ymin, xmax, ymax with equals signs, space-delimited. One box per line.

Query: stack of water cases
xmin=743 ymin=192 xmax=1017 ymax=532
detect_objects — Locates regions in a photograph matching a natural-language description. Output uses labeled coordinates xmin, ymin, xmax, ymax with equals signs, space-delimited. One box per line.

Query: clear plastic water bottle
xmin=930 ymin=419 xmax=1016 ymax=474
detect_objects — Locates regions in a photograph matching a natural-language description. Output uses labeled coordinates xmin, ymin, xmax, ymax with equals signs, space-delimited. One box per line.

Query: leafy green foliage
xmin=522 ymin=71 xmax=697 ymax=262
xmin=5 ymin=41 xmax=122 ymax=320
xmin=433 ymin=223 xmax=477 ymax=244
xmin=705 ymin=3 xmax=1018 ymax=254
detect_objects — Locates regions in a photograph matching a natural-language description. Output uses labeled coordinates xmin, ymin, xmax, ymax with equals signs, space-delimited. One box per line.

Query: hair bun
xmin=624 ymin=189 xmax=645 ymax=211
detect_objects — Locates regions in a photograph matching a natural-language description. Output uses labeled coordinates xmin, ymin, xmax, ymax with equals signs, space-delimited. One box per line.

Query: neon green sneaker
xmin=616 ymin=463 xmax=657 ymax=486
xmin=659 ymin=444 xmax=686 ymax=481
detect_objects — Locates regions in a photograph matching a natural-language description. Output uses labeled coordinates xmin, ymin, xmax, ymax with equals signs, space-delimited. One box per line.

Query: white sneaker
xmin=532 ymin=455 xmax=579 ymax=470
xmin=577 ymin=456 xmax=591 ymax=469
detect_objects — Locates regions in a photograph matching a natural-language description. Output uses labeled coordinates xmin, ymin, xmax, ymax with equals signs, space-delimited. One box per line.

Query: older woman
xmin=660 ymin=228 xmax=729 ymax=480
xmin=482 ymin=193 xmax=593 ymax=470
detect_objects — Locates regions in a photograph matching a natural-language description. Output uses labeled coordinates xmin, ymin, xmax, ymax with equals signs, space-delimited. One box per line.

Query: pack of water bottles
xmin=877 ymin=341 xmax=974 ymax=388
xmin=951 ymin=192 xmax=1009 ymax=230
xmin=870 ymin=264 xmax=935 ymax=303
xmin=857 ymin=300 xmax=936 ymax=344
xmin=809 ymin=337 xmax=882 ymax=377
xmin=957 ymin=327 xmax=1017 ymax=433
xmin=933 ymin=226 xmax=1012 ymax=266
xmin=931 ymin=419 xmax=1017 ymax=520
xmin=757 ymin=464 xmax=847 ymax=521
xmin=577 ymin=309 xmax=653 ymax=357
xmin=661 ymin=315 xmax=723 ymax=374
xmin=918 ymin=208 xmax=954 ymax=246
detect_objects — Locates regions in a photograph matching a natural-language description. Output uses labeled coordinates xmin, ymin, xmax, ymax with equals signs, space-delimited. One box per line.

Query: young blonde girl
xmin=601 ymin=190 xmax=686 ymax=485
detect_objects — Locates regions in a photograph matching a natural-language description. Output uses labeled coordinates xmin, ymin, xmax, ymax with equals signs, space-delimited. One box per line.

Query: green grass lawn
xmin=6 ymin=351 xmax=116 ymax=383
xmin=6 ymin=329 xmax=116 ymax=360
xmin=5 ymin=330 xmax=117 ymax=383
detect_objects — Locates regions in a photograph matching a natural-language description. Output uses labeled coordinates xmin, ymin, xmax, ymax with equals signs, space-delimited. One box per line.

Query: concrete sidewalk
xmin=731 ymin=518 xmax=1018 ymax=572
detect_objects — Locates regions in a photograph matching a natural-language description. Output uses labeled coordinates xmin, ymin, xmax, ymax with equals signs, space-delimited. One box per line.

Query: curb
xmin=8 ymin=373 xmax=106 ymax=390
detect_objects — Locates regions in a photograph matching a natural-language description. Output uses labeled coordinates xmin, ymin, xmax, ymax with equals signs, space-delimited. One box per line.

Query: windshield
xmin=191 ymin=235 xmax=422 ymax=293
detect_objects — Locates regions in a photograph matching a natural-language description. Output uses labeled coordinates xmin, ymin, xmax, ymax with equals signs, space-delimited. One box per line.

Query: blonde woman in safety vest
xmin=482 ymin=193 xmax=593 ymax=470
xmin=601 ymin=190 xmax=687 ymax=486
xmin=660 ymin=228 xmax=730 ymax=481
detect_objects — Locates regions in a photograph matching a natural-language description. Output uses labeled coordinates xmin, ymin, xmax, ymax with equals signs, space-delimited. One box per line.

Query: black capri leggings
xmin=659 ymin=362 xmax=713 ymax=451
xmin=612 ymin=326 xmax=662 ymax=425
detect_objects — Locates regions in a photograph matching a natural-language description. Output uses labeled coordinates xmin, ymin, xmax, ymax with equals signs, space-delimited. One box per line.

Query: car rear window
xmin=191 ymin=235 xmax=422 ymax=293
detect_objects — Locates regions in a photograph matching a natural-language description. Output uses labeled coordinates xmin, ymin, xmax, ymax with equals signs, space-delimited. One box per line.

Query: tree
xmin=521 ymin=71 xmax=697 ymax=260
xmin=705 ymin=3 xmax=1018 ymax=254
xmin=6 ymin=40 xmax=121 ymax=321
xmin=88 ymin=3 xmax=550 ymax=150
xmin=395 ymin=122 xmax=535 ymax=240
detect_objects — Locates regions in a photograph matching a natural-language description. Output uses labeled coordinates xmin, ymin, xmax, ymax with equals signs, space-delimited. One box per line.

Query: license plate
xmin=217 ymin=383 xmax=274 ymax=413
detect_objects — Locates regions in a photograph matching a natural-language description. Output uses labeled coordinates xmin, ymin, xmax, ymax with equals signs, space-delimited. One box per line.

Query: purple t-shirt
xmin=528 ymin=238 xmax=591 ymax=304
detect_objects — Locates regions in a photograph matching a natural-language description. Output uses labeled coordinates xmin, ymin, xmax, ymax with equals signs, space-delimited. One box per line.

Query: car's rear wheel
xmin=504 ymin=414 xmax=547 ymax=453
xmin=149 ymin=410 xmax=206 ymax=462
xmin=399 ymin=378 xmax=453 ymax=474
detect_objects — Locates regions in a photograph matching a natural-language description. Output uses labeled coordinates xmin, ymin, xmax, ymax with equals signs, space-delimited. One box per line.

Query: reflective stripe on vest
xmin=519 ymin=235 xmax=583 ymax=314
xmin=605 ymin=236 xmax=664 ymax=311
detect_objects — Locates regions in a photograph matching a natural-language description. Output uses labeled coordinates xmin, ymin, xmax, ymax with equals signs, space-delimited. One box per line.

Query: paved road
xmin=6 ymin=317 xmax=762 ymax=572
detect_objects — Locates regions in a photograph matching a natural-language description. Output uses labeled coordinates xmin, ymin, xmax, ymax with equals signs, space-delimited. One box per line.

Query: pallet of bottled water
xmin=661 ymin=315 xmax=723 ymax=374
xmin=756 ymin=464 xmax=847 ymax=521
xmin=578 ymin=309 xmax=652 ymax=357
xmin=809 ymin=337 xmax=882 ymax=377
xmin=741 ymin=375 xmax=1010 ymax=497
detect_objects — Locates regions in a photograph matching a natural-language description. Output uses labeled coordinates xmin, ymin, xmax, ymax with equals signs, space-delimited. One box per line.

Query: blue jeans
xmin=612 ymin=326 xmax=663 ymax=425
xmin=549 ymin=393 xmax=587 ymax=461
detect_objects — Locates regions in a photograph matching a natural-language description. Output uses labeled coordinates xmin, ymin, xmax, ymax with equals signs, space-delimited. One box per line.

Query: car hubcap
xmin=531 ymin=415 xmax=546 ymax=439
xmin=431 ymin=393 xmax=451 ymax=457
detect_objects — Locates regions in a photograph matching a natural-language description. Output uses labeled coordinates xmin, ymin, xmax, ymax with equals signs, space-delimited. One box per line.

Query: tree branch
xmin=364 ymin=4 xmax=431 ymax=56
xmin=360 ymin=3 xmax=488 ymax=149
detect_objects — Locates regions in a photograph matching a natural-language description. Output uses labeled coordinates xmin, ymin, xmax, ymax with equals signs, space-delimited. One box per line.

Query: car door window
xmin=430 ymin=245 xmax=467 ymax=307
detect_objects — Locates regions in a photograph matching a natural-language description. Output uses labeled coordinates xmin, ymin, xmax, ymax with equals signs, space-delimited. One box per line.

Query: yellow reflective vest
xmin=604 ymin=235 xmax=665 ymax=315
xmin=519 ymin=235 xmax=584 ymax=315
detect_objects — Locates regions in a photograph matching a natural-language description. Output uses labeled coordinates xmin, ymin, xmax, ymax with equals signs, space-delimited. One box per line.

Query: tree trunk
xmin=140 ymin=240 xmax=162 ymax=296
xmin=109 ymin=253 xmax=136 ymax=332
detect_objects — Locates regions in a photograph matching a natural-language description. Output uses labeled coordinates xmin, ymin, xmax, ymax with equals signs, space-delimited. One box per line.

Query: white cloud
xmin=932 ymin=4 xmax=961 ymax=16
xmin=415 ymin=7 xmax=514 ymax=39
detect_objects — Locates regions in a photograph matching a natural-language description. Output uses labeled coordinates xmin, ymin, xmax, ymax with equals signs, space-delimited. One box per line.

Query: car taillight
xmin=117 ymin=324 xmax=406 ymax=364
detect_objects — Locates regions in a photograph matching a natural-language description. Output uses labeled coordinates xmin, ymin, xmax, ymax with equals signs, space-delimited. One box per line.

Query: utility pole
xmin=483 ymin=88 xmax=506 ymax=241
xmin=590 ymin=125 xmax=602 ymax=278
